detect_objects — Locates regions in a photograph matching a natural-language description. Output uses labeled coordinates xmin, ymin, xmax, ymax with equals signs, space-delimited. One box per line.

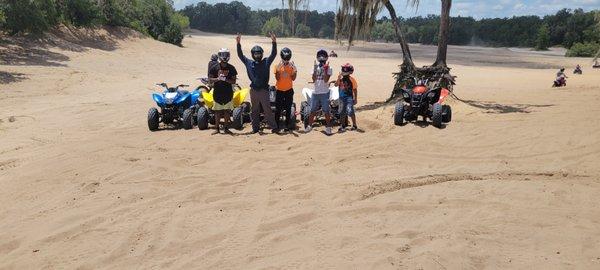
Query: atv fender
xmin=153 ymin=93 xmax=165 ymax=106
xmin=202 ymin=90 xmax=214 ymax=109
xmin=175 ymin=93 xmax=191 ymax=105
xmin=233 ymin=88 xmax=250 ymax=107
xmin=437 ymin=88 xmax=450 ymax=104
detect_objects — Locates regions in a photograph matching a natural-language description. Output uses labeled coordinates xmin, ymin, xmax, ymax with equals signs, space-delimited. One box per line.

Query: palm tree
xmin=335 ymin=0 xmax=452 ymax=70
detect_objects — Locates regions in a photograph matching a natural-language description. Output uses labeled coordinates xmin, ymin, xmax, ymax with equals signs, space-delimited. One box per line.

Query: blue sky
xmin=173 ymin=0 xmax=600 ymax=19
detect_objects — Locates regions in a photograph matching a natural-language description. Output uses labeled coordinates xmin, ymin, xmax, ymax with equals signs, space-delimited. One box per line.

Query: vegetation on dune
xmin=0 ymin=0 xmax=187 ymax=46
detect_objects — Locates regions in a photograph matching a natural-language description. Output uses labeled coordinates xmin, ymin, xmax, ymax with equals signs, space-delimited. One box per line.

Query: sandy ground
xmin=1 ymin=27 xmax=600 ymax=269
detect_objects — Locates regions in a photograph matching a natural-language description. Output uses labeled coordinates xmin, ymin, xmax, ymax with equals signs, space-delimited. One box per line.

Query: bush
xmin=2 ymin=0 xmax=57 ymax=35
xmin=159 ymin=21 xmax=183 ymax=46
xmin=566 ymin=42 xmax=600 ymax=57
xmin=171 ymin=12 xmax=189 ymax=29
xmin=261 ymin=17 xmax=286 ymax=37
xmin=295 ymin=24 xmax=312 ymax=38
xmin=64 ymin=0 xmax=101 ymax=27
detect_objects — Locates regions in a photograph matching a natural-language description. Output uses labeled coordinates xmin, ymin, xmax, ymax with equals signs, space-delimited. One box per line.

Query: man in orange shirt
xmin=273 ymin=47 xmax=297 ymax=131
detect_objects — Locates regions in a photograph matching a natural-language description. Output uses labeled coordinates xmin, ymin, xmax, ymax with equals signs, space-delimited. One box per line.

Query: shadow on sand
xmin=460 ymin=99 xmax=554 ymax=114
xmin=0 ymin=71 xmax=28 ymax=84
xmin=0 ymin=26 xmax=140 ymax=68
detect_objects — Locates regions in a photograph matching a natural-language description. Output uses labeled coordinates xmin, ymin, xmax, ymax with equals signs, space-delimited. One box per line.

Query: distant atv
xmin=394 ymin=77 xmax=452 ymax=128
xmin=267 ymin=86 xmax=298 ymax=129
xmin=148 ymin=83 xmax=200 ymax=131
xmin=195 ymin=78 xmax=251 ymax=130
xmin=553 ymin=77 xmax=567 ymax=87
xmin=300 ymin=81 xmax=341 ymax=127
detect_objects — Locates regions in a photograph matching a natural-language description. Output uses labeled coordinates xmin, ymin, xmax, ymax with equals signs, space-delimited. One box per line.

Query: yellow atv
xmin=196 ymin=79 xmax=251 ymax=130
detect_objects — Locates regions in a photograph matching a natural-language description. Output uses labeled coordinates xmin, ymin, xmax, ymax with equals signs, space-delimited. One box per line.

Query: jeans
xmin=250 ymin=88 xmax=277 ymax=131
xmin=339 ymin=95 xmax=355 ymax=117
xmin=310 ymin=93 xmax=330 ymax=114
xmin=275 ymin=89 xmax=294 ymax=129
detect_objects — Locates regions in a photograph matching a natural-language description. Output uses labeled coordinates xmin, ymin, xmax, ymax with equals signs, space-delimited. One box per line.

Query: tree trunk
xmin=281 ymin=0 xmax=285 ymax=35
xmin=433 ymin=0 xmax=451 ymax=67
xmin=383 ymin=0 xmax=415 ymax=71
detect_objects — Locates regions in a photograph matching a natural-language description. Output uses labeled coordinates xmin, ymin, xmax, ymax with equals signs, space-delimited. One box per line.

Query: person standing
xmin=336 ymin=63 xmax=358 ymax=132
xmin=208 ymin=48 xmax=237 ymax=135
xmin=207 ymin=54 xmax=218 ymax=77
xmin=273 ymin=47 xmax=297 ymax=131
xmin=236 ymin=33 xmax=278 ymax=134
xmin=305 ymin=49 xmax=333 ymax=135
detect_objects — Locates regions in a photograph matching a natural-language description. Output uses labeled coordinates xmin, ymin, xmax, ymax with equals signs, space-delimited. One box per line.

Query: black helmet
xmin=317 ymin=49 xmax=328 ymax=64
xmin=218 ymin=48 xmax=230 ymax=63
xmin=560 ymin=68 xmax=565 ymax=72
xmin=280 ymin=47 xmax=292 ymax=61
xmin=211 ymin=54 xmax=218 ymax=62
xmin=251 ymin=45 xmax=264 ymax=62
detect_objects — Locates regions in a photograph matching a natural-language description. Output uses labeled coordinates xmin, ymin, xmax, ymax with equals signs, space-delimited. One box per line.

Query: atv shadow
xmin=410 ymin=121 xmax=447 ymax=129
xmin=460 ymin=99 xmax=554 ymax=114
xmin=356 ymin=101 xmax=393 ymax=112
xmin=0 ymin=71 xmax=28 ymax=84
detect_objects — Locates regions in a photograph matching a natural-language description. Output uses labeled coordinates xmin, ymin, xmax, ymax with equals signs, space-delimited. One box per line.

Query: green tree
xmin=318 ymin=24 xmax=334 ymax=39
xmin=159 ymin=21 xmax=183 ymax=46
xmin=295 ymin=23 xmax=312 ymax=38
xmin=262 ymin=17 xmax=286 ymax=37
xmin=566 ymin=42 xmax=600 ymax=57
xmin=64 ymin=0 xmax=101 ymax=27
xmin=535 ymin=24 xmax=550 ymax=50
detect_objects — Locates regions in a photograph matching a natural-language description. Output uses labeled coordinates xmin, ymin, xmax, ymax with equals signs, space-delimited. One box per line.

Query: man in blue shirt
xmin=236 ymin=33 xmax=278 ymax=134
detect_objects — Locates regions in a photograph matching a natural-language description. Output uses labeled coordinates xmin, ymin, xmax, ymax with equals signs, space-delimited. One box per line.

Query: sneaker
xmin=304 ymin=126 xmax=312 ymax=133
xmin=272 ymin=128 xmax=280 ymax=134
xmin=251 ymin=129 xmax=259 ymax=134
xmin=325 ymin=127 xmax=332 ymax=135
xmin=350 ymin=125 xmax=358 ymax=131
xmin=338 ymin=126 xmax=346 ymax=133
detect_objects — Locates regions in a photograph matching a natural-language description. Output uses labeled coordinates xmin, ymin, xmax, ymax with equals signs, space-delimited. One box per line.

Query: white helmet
xmin=218 ymin=48 xmax=230 ymax=63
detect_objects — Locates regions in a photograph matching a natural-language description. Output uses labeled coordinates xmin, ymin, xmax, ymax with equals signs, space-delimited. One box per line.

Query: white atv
xmin=299 ymin=81 xmax=342 ymax=127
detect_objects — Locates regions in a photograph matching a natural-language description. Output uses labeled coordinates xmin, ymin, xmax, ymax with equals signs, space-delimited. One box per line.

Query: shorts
xmin=310 ymin=93 xmax=330 ymax=114
xmin=212 ymin=101 xmax=233 ymax=111
xmin=339 ymin=95 xmax=355 ymax=117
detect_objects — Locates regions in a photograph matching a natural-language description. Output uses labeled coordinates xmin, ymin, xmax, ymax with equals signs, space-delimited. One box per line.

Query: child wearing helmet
xmin=305 ymin=49 xmax=333 ymax=135
xmin=273 ymin=47 xmax=297 ymax=131
xmin=336 ymin=63 xmax=358 ymax=131
xmin=207 ymin=54 xmax=218 ymax=77
xmin=208 ymin=48 xmax=238 ymax=134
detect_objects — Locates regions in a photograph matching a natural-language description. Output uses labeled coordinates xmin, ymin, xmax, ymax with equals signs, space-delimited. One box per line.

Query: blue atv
xmin=148 ymin=83 xmax=201 ymax=131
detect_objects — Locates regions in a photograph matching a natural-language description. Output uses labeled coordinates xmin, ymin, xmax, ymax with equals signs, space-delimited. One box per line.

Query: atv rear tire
xmin=301 ymin=102 xmax=311 ymax=128
xmin=182 ymin=108 xmax=194 ymax=130
xmin=442 ymin=105 xmax=452 ymax=123
xmin=148 ymin=108 xmax=160 ymax=131
xmin=242 ymin=102 xmax=251 ymax=123
xmin=231 ymin=107 xmax=244 ymax=130
xmin=432 ymin=103 xmax=443 ymax=128
xmin=289 ymin=103 xmax=297 ymax=129
xmin=394 ymin=102 xmax=404 ymax=126
xmin=197 ymin=107 xmax=209 ymax=130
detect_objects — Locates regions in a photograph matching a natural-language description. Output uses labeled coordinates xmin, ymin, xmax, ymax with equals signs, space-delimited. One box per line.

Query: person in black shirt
xmin=207 ymin=54 xmax=218 ymax=77
xmin=208 ymin=48 xmax=238 ymax=134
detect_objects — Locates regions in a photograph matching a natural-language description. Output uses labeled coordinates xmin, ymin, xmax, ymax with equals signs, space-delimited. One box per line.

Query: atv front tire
xmin=182 ymin=108 xmax=194 ymax=130
xmin=232 ymin=107 xmax=244 ymax=130
xmin=197 ymin=107 xmax=209 ymax=130
xmin=432 ymin=103 xmax=443 ymax=128
xmin=394 ymin=102 xmax=405 ymax=126
xmin=148 ymin=108 xmax=160 ymax=131
xmin=442 ymin=105 xmax=452 ymax=123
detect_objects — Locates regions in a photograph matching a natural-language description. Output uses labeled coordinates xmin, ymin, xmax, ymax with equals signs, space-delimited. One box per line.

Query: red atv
xmin=394 ymin=76 xmax=452 ymax=128
xmin=553 ymin=77 xmax=567 ymax=87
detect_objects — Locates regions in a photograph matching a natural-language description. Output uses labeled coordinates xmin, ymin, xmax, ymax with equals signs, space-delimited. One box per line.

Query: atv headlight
xmin=166 ymin=98 xmax=174 ymax=104
xmin=427 ymin=92 xmax=435 ymax=98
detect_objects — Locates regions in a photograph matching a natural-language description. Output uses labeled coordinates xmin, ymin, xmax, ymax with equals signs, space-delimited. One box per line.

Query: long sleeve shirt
xmin=237 ymin=41 xmax=277 ymax=90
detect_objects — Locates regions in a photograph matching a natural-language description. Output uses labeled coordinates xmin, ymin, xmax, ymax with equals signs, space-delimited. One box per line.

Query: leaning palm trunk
xmin=382 ymin=0 xmax=415 ymax=72
xmin=433 ymin=0 xmax=451 ymax=67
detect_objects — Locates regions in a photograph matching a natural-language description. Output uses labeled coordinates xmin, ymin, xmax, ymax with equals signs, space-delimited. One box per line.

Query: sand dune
xmin=1 ymin=28 xmax=600 ymax=269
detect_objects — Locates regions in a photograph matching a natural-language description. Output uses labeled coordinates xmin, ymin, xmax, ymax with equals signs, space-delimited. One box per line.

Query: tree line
xmin=180 ymin=1 xmax=335 ymax=39
xmin=371 ymin=8 xmax=599 ymax=57
xmin=0 ymin=0 xmax=188 ymax=46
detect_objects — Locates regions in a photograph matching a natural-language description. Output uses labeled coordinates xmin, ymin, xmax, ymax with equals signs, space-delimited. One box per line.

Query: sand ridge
xmin=1 ymin=28 xmax=600 ymax=269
